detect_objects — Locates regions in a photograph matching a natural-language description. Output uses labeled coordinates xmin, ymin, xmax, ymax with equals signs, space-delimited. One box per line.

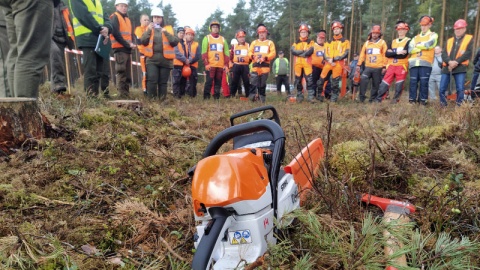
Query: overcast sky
xmin=149 ymin=0 xmax=240 ymax=29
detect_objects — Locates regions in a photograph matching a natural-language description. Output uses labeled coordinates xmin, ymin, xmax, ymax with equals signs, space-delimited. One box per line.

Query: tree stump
xmin=0 ymin=98 xmax=44 ymax=154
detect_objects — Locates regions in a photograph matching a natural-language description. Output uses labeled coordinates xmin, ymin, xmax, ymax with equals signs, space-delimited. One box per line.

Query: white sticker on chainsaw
xmin=229 ymin=230 xmax=252 ymax=245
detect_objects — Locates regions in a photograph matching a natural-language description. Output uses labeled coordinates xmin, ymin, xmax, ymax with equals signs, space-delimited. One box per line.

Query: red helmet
xmin=453 ymin=19 xmax=467 ymax=29
xmin=419 ymin=15 xmax=434 ymax=26
xmin=331 ymin=21 xmax=343 ymax=30
xmin=182 ymin=65 xmax=191 ymax=78
xmin=209 ymin=20 xmax=221 ymax=32
xmin=185 ymin=27 xmax=195 ymax=36
xmin=298 ymin=24 xmax=310 ymax=33
xmin=257 ymin=25 xmax=268 ymax=34
xmin=395 ymin=21 xmax=410 ymax=31
xmin=236 ymin=29 xmax=246 ymax=38
xmin=371 ymin=25 xmax=381 ymax=34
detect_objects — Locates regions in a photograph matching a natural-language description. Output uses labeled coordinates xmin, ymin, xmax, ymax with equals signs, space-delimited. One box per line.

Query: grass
xmin=1 ymin=83 xmax=480 ymax=269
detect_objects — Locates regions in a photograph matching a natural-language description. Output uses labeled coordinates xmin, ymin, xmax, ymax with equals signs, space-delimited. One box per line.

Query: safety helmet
xmin=419 ymin=15 xmax=434 ymax=26
xmin=298 ymin=24 xmax=310 ymax=34
xmin=453 ymin=19 xmax=467 ymax=29
xmin=257 ymin=24 xmax=268 ymax=34
xmin=115 ymin=0 xmax=128 ymax=5
xmin=185 ymin=27 xmax=195 ymax=36
xmin=331 ymin=21 xmax=343 ymax=30
xmin=151 ymin=8 xmax=163 ymax=17
xmin=317 ymin=30 xmax=326 ymax=38
xmin=371 ymin=25 xmax=381 ymax=34
xmin=182 ymin=65 xmax=192 ymax=78
xmin=395 ymin=21 xmax=410 ymax=31
xmin=177 ymin=27 xmax=185 ymax=33
xmin=230 ymin=38 xmax=238 ymax=46
xmin=209 ymin=20 xmax=221 ymax=32
xmin=236 ymin=29 xmax=246 ymax=38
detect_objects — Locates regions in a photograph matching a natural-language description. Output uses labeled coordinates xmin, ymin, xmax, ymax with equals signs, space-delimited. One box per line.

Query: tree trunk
xmin=349 ymin=0 xmax=355 ymax=61
xmin=323 ymin=0 xmax=327 ymax=37
xmin=0 ymin=98 xmax=44 ymax=154
xmin=440 ymin=0 xmax=446 ymax=47
xmin=464 ymin=0 xmax=469 ymax=19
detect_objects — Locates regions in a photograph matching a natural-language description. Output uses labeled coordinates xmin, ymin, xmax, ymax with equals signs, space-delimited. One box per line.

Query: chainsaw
xmin=190 ymin=106 xmax=324 ymax=269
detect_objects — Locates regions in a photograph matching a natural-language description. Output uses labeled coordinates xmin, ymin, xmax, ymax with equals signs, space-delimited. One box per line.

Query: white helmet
xmin=151 ymin=8 xmax=163 ymax=17
xmin=230 ymin=38 xmax=238 ymax=46
xmin=115 ymin=0 xmax=128 ymax=5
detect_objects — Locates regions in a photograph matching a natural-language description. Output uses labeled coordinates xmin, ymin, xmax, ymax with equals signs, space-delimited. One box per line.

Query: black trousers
xmin=230 ymin=64 xmax=249 ymax=96
xmin=275 ymin=74 xmax=289 ymax=94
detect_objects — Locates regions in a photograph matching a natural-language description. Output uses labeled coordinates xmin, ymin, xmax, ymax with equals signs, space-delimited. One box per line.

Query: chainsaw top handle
xmin=229 ymin=105 xmax=281 ymax=127
xmin=203 ymin=119 xmax=285 ymax=158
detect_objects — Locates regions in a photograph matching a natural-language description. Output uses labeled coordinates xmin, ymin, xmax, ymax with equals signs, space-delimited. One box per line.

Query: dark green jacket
xmin=441 ymin=34 xmax=474 ymax=75
xmin=68 ymin=0 xmax=112 ymax=48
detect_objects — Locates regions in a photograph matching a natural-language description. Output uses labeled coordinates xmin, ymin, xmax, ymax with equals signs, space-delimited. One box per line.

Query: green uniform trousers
xmin=0 ymin=0 xmax=53 ymax=98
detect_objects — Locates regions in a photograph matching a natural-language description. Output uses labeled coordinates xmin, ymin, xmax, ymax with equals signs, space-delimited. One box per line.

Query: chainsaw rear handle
xmin=229 ymin=105 xmax=281 ymax=127
xmin=192 ymin=207 xmax=231 ymax=270
xmin=203 ymin=119 xmax=285 ymax=158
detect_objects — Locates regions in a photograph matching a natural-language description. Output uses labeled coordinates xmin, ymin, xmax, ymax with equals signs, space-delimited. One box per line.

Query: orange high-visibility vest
xmin=444 ymin=34 xmax=473 ymax=67
xmin=232 ymin=43 xmax=250 ymax=65
xmin=144 ymin=25 xmax=175 ymax=59
xmin=188 ymin=41 xmax=199 ymax=68
xmin=61 ymin=7 xmax=75 ymax=41
xmin=174 ymin=42 xmax=187 ymax=66
xmin=134 ymin=25 xmax=148 ymax=54
xmin=110 ymin=12 xmax=132 ymax=49
xmin=312 ymin=42 xmax=326 ymax=68
xmin=326 ymin=37 xmax=350 ymax=59
xmin=207 ymin=35 xmax=226 ymax=68
xmin=292 ymin=39 xmax=314 ymax=66
xmin=410 ymin=32 xmax=436 ymax=64
xmin=387 ymin=37 xmax=410 ymax=67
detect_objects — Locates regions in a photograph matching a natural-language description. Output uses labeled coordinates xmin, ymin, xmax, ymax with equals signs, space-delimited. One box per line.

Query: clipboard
xmin=95 ymin=34 xmax=111 ymax=59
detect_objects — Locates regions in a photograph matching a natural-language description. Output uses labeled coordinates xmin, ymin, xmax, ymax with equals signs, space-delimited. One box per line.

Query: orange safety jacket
xmin=249 ymin=39 xmax=276 ymax=68
xmin=358 ymin=39 xmax=387 ymax=68
xmin=292 ymin=38 xmax=314 ymax=65
xmin=207 ymin=35 xmax=226 ymax=68
xmin=443 ymin=34 xmax=473 ymax=67
xmin=232 ymin=43 xmax=250 ymax=65
xmin=110 ymin=12 xmax=132 ymax=49
xmin=134 ymin=25 xmax=148 ymax=54
xmin=326 ymin=36 xmax=350 ymax=60
xmin=144 ymin=25 xmax=175 ymax=59
xmin=312 ymin=42 xmax=326 ymax=68
xmin=61 ymin=8 xmax=75 ymax=41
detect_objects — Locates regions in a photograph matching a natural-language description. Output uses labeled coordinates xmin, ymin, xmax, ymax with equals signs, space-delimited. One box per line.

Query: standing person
xmin=69 ymin=0 xmax=112 ymax=97
xmin=291 ymin=23 xmax=315 ymax=103
xmin=173 ymin=27 xmax=187 ymax=98
xmin=348 ymin=53 xmax=359 ymax=94
xmin=0 ymin=0 xmax=56 ymax=98
xmin=202 ymin=20 xmax=230 ymax=99
xmin=428 ymin=46 xmax=442 ymax=101
xmin=50 ymin=1 xmax=75 ymax=95
xmin=140 ymin=8 xmax=178 ymax=100
xmin=184 ymin=27 xmax=200 ymax=97
xmin=439 ymin=19 xmax=473 ymax=107
xmin=135 ymin=14 xmax=149 ymax=94
xmin=248 ymin=24 xmax=276 ymax=102
xmin=357 ymin=25 xmax=387 ymax=103
xmin=110 ymin=0 xmax=136 ymax=98
xmin=229 ymin=29 xmax=250 ymax=97
xmin=0 ymin=9 xmax=10 ymax=97
xmin=272 ymin=51 xmax=290 ymax=95
xmin=311 ymin=31 xmax=327 ymax=98
xmin=316 ymin=21 xmax=350 ymax=102
xmin=471 ymin=47 xmax=480 ymax=100
xmin=408 ymin=15 xmax=438 ymax=105
xmin=375 ymin=21 xmax=411 ymax=103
